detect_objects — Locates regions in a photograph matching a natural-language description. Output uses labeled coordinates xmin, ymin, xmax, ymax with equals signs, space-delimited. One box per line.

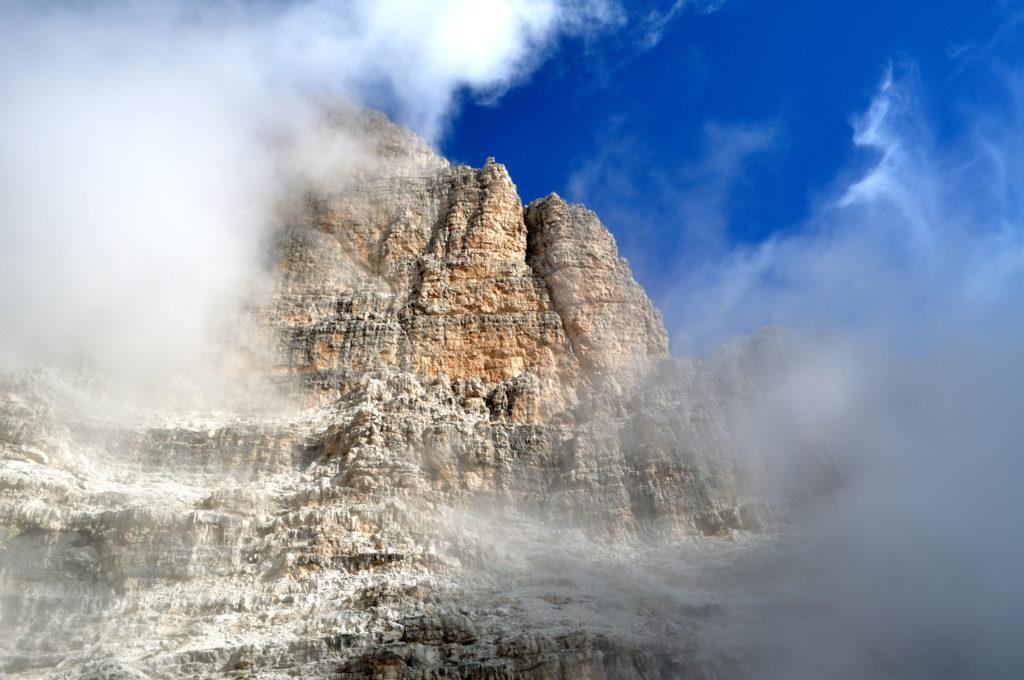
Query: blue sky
xmin=442 ymin=0 xmax=1022 ymax=345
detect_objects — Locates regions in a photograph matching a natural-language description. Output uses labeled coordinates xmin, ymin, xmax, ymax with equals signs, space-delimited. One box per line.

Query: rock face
xmin=0 ymin=112 xmax=784 ymax=679
xmin=265 ymin=114 xmax=666 ymax=418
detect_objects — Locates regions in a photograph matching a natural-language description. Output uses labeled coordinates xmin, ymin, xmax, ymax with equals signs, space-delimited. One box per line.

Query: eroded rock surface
xmin=264 ymin=113 xmax=666 ymax=419
xmin=0 ymin=112 xmax=797 ymax=679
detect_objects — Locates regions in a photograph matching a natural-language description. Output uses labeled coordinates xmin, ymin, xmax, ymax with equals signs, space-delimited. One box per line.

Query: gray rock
xmin=0 ymin=111 xmax=822 ymax=679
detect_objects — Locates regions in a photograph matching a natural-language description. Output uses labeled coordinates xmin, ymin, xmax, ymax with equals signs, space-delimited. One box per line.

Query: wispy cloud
xmin=567 ymin=115 xmax=777 ymax=290
xmin=836 ymin=64 xmax=937 ymax=240
xmin=638 ymin=0 xmax=726 ymax=51
xmin=666 ymin=63 xmax=1019 ymax=352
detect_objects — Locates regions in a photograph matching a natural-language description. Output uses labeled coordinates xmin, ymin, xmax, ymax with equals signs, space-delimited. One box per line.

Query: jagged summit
xmin=265 ymin=115 xmax=667 ymax=419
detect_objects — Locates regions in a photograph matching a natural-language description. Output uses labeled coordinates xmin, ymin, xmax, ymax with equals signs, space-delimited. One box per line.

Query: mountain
xmin=0 ymin=112 xmax=799 ymax=679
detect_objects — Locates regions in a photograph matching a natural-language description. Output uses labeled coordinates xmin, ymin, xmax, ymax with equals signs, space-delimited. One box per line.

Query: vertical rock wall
xmin=0 ymin=111 xmax=791 ymax=679
xmin=266 ymin=115 xmax=667 ymax=420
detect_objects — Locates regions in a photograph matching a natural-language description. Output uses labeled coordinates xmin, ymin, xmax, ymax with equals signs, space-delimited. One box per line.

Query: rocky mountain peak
xmin=266 ymin=116 xmax=667 ymax=420
xmin=0 ymin=112 xmax=787 ymax=679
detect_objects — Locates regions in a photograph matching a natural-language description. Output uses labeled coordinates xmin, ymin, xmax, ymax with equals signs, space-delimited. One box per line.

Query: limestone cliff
xmin=0 ymin=112 xmax=787 ymax=679
xmin=264 ymin=111 xmax=666 ymax=421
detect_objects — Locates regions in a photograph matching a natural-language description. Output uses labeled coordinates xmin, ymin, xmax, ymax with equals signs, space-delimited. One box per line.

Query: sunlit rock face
xmin=264 ymin=112 xmax=667 ymax=419
xmin=0 ymin=113 xmax=779 ymax=679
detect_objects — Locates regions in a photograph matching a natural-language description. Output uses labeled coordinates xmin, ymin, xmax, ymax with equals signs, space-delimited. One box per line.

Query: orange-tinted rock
xmin=265 ymin=118 xmax=666 ymax=421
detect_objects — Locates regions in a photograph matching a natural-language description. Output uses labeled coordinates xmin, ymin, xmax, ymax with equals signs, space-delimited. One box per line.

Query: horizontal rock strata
xmin=0 ymin=112 xmax=801 ymax=679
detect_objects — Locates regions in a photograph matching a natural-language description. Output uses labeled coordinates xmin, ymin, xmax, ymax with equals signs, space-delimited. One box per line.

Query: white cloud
xmin=0 ymin=0 xmax=619 ymax=379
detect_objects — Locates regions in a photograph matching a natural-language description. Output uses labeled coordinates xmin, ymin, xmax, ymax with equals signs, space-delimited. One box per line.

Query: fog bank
xmin=661 ymin=62 xmax=1024 ymax=678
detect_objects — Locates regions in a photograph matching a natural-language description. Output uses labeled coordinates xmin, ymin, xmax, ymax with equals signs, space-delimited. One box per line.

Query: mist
xmin=0 ymin=0 xmax=616 ymax=391
xmin=648 ymin=63 xmax=1024 ymax=677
